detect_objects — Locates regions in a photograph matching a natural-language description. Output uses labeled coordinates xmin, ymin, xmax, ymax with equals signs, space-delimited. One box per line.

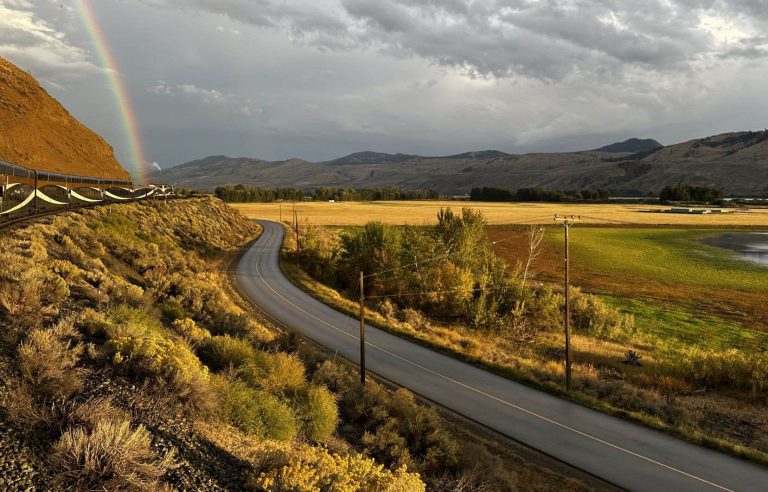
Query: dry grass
xmin=232 ymin=200 xmax=768 ymax=226
xmin=50 ymin=418 xmax=171 ymax=491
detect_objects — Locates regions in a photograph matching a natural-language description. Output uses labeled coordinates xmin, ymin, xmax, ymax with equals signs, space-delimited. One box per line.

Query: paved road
xmin=236 ymin=221 xmax=768 ymax=492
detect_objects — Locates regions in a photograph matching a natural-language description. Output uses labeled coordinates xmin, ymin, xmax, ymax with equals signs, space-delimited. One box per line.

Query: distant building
xmin=451 ymin=194 xmax=471 ymax=201
xmin=667 ymin=208 xmax=727 ymax=214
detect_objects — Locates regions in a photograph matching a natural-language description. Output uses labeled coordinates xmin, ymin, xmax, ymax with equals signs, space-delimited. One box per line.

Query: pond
xmin=702 ymin=232 xmax=768 ymax=266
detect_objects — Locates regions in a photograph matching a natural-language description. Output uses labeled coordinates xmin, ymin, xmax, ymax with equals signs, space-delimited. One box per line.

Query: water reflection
xmin=702 ymin=233 xmax=768 ymax=266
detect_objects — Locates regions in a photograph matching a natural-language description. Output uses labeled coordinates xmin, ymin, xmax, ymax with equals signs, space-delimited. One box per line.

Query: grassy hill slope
xmin=0 ymin=198 xmax=591 ymax=491
xmin=0 ymin=56 xmax=129 ymax=180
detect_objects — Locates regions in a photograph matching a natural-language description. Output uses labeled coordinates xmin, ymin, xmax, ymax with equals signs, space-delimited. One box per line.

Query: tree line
xmin=294 ymin=208 xmax=629 ymax=342
xmin=215 ymin=185 xmax=439 ymax=202
xmin=659 ymin=184 xmax=722 ymax=203
xmin=470 ymin=186 xmax=610 ymax=202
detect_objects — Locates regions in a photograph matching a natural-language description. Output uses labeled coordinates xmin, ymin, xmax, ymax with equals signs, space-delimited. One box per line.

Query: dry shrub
xmin=106 ymin=333 xmax=215 ymax=413
xmin=401 ymin=308 xmax=430 ymax=332
xmin=76 ymin=308 xmax=114 ymax=339
xmin=198 ymin=335 xmax=257 ymax=371
xmin=312 ymin=360 xmax=355 ymax=393
xmin=378 ymin=298 xmax=399 ymax=322
xmin=65 ymin=397 xmax=130 ymax=431
xmin=0 ymin=259 xmax=69 ymax=335
xmin=171 ymin=318 xmax=211 ymax=347
xmin=660 ymin=346 xmax=768 ymax=395
xmin=3 ymin=383 xmax=56 ymax=430
xmin=18 ymin=319 xmax=84 ymax=401
xmin=104 ymin=276 xmax=145 ymax=306
xmin=50 ymin=418 xmax=171 ymax=491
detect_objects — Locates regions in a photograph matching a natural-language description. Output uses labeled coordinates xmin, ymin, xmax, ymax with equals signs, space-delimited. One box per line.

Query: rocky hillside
xmin=0 ymin=56 xmax=129 ymax=180
xmin=158 ymin=132 xmax=768 ymax=196
xmin=0 ymin=198 xmax=589 ymax=491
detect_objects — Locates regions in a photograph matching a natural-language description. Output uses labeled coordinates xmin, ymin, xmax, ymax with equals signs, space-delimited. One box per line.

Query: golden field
xmin=232 ymin=201 xmax=768 ymax=226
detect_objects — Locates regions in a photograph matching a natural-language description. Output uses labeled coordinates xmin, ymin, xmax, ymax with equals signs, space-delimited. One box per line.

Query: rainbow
xmin=74 ymin=0 xmax=149 ymax=184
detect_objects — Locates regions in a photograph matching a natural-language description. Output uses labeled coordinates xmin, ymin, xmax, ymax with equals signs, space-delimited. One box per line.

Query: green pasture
xmin=549 ymin=228 xmax=768 ymax=293
xmin=601 ymin=295 xmax=767 ymax=351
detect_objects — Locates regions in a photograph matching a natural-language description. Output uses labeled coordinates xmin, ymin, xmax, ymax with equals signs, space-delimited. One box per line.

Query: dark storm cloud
xmin=2 ymin=0 xmax=767 ymax=169
xmin=139 ymin=0 xmax=768 ymax=81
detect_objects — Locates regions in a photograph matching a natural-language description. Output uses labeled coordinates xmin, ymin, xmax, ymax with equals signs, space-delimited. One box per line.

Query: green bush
xmin=260 ymin=396 xmax=298 ymax=441
xmin=199 ymin=335 xmax=257 ymax=371
xmin=297 ymin=386 xmax=338 ymax=442
xmin=161 ymin=300 xmax=186 ymax=321
xmin=571 ymin=289 xmax=635 ymax=340
xmin=239 ymin=352 xmax=307 ymax=393
xmin=106 ymin=304 xmax=166 ymax=338
xmin=215 ymin=377 xmax=297 ymax=441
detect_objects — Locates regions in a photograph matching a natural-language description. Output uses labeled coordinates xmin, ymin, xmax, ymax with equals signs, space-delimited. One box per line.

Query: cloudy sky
xmin=1 ymin=0 xmax=767 ymax=177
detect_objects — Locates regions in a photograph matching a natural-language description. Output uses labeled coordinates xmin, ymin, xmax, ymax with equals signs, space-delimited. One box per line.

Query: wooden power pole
xmin=359 ymin=271 xmax=366 ymax=386
xmin=554 ymin=215 xmax=581 ymax=392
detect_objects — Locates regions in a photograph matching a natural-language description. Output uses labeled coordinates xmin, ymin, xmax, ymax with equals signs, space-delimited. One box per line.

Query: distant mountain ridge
xmin=156 ymin=132 xmax=768 ymax=196
xmin=595 ymin=138 xmax=663 ymax=153
xmin=325 ymin=151 xmax=420 ymax=165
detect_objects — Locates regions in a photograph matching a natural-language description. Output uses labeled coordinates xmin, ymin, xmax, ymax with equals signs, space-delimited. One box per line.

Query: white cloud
xmin=138 ymin=0 xmax=768 ymax=82
xmin=148 ymin=81 xmax=260 ymax=116
xmin=0 ymin=0 xmax=100 ymax=84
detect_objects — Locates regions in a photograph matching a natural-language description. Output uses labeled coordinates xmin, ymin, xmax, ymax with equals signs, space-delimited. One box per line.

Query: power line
xmin=363 ymin=283 xmax=513 ymax=300
xmin=577 ymin=214 xmax=644 ymax=226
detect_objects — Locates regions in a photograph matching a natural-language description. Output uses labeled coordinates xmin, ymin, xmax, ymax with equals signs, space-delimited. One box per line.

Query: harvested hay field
xmin=232 ymin=201 xmax=768 ymax=227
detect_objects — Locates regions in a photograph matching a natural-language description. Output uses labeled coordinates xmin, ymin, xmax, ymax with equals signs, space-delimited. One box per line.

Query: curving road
xmin=236 ymin=220 xmax=768 ymax=491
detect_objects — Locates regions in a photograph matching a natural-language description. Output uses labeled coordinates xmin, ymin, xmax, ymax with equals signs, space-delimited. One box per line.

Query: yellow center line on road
xmin=249 ymin=225 xmax=734 ymax=492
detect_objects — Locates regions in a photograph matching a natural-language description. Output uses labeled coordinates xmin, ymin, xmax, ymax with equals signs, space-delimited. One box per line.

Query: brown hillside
xmin=0 ymin=56 xmax=130 ymax=180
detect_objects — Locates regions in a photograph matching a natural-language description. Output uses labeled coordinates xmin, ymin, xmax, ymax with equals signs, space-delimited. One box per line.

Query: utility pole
xmin=554 ymin=214 xmax=581 ymax=392
xmin=293 ymin=207 xmax=300 ymax=254
xmin=359 ymin=271 xmax=366 ymax=386
xmin=0 ymin=174 xmax=6 ymax=214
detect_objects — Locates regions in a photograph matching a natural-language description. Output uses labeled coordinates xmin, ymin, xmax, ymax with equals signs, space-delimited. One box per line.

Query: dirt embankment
xmin=0 ymin=56 xmax=130 ymax=180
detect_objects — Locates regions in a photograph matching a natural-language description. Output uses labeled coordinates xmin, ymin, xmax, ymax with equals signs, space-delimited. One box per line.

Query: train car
xmin=1 ymin=159 xmax=172 ymax=223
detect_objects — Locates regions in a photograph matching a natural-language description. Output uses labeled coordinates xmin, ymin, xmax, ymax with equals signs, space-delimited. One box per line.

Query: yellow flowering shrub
xmin=250 ymin=445 xmax=424 ymax=492
xmin=107 ymin=334 xmax=208 ymax=387
xmin=172 ymin=318 xmax=211 ymax=346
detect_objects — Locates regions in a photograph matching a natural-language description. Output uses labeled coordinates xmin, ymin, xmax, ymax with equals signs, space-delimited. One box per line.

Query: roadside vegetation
xmin=0 ymin=198 xmax=587 ymax=491
xmin=286 ymin=208 xmax=768 ymax=464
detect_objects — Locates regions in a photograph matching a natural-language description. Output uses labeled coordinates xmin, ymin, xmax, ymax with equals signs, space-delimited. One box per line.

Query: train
xmin=0 ymin=159 xmax=174 ymax=223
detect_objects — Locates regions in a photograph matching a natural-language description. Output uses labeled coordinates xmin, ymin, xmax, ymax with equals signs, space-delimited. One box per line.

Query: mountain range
xmin=156 ymin=134 xmax=768 ymax=196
